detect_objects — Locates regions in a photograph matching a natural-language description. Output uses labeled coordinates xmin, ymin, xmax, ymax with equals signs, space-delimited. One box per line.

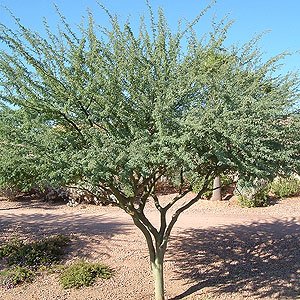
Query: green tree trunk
xmin=151 ymin=253 xmax=165 ymax=300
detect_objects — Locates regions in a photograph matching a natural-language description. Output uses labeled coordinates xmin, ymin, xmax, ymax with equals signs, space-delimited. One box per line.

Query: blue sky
xmin=0 ymin=0 xmax=299 ymax=75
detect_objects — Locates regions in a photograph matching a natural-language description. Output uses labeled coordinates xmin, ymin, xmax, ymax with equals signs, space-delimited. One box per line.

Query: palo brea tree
xmin=0 ymin=3 xmax=299 ymax=299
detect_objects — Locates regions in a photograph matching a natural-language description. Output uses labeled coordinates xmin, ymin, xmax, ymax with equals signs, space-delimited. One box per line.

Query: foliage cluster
xmin=0 ymin=4 xmax=299 ymax=196
xmin=59 ymin=260 xmax=112 ymax=289
xmin=0 ymin=235 xmax=70 ymax=288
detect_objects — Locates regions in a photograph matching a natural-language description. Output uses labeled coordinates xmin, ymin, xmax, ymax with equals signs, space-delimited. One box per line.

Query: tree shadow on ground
xmin=169 ymin=219 xmax=300 ymax=299
xmin=0 ymin=193 xmax=67 ymax=210
xmin=0 ymin=212 xmax=132 ymax=260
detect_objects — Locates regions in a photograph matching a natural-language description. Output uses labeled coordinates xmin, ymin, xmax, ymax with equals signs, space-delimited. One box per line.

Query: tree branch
xmin=57 ymin=111 xmax=85 ymax=139
xmin=131 ymin=215 xmax=156 ymax=262
xmin=138 ymin=168 xmax=166 ymax=211
xmin=164 ymin=187 xmax=192 ymax=211
xmin=161 ymin=173 xmax=214 ymax=249
xmin=134 ymin=209 xmax=159 ymax=238
xmin=152 ymin=194 xmax=162 ymax=211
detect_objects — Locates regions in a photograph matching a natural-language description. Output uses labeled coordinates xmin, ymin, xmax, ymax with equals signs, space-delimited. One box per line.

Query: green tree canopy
xmin=0 ymin=4 xmax=299 ymax=299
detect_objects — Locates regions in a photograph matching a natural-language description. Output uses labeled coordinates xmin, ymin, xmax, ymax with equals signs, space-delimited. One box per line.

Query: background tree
xmin=0 ymin=4 xmax=299 ymax=300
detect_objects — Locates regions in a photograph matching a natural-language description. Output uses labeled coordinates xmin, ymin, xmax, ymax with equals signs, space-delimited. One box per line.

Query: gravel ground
xmin=0 ymin=194 xmax=299 ymax=300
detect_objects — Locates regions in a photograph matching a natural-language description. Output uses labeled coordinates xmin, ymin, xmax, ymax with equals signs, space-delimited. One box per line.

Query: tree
xmin=0 ymin=4 xmax=299 ymax=300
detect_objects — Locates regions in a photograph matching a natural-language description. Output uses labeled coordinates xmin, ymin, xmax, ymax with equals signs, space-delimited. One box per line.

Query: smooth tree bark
xmin=151 ymin=251 xmax=165 ymax=300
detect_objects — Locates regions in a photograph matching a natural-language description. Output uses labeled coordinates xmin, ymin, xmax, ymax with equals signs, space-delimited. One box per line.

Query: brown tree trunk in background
xmin=211 ymin=176 xmax=222 ymax=201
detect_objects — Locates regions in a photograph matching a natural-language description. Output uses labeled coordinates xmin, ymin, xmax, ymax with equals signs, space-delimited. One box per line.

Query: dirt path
xmin=0 ymin=195 xmax=299 ymax=300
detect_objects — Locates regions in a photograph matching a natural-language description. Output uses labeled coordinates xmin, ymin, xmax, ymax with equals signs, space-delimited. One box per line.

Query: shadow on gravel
xmin=169 ymin=219 xmax=300 ymax=299
xmin=0 ymin=195 xmax=67 ymax=211
xmin=0 ymin=203 xmax=64 ymax=210
xmin=0 ymin=212 xmax=132 ymax=259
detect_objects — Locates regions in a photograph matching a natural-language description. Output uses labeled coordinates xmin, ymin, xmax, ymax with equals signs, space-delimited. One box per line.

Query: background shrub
xmin=237 ymin=191 xmax=270 ymax=208
xmin=270 ymin=177 xmax=300 ymax=198
xmin=236 ymin=178 xmax=270 ymax=208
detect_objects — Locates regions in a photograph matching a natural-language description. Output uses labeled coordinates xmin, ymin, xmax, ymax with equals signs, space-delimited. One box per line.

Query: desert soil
xmin=0 ymin=194 xmax=299 ymax=300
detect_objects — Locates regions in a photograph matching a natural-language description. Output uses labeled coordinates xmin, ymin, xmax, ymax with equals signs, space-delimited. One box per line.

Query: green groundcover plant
xmin=0 ymin=266 xmax=35 ymax=288
xmin=60 ymin=260 xmax=112 ymax=289
xmin=0 ymin=235 xmax=70 ymax=268
xmin=0 ymin=235 xmax=70 ymax=288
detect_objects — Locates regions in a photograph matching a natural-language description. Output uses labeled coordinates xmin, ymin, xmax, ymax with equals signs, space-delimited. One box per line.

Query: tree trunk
xmin=151 ymin=252 xmax=165 ymax=300
xmin=211 ymin=176 xmax=222 ymax=201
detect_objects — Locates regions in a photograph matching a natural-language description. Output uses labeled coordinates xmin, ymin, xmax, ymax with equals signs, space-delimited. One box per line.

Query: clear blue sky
xmin=0 ymin=0 xmax=299 ymax=75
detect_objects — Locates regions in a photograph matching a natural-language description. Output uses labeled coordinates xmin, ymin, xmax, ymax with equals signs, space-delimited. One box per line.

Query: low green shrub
xmin=60 ymin=260 xmax=112 ymax=289
xmin=270 ymin=177 xmax=300 ymax=198
xmin=0 ymin=235 xmax=70 ymax=269
xmin=0 ymin=235 xmax=70 ymax=288
xmin=236 ymin=178 xmax=270 ymax=208
xmin=0 ymin=236 xmax=113 ymax=289
xmin=238 ymin=192 xmax=270 ymax=208
xmin=0 ymin=266 xmax=34 ymax=288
